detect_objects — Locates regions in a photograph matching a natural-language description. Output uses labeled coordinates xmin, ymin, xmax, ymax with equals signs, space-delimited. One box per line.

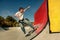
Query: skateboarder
xmin=15 ymin=6 xmax=35 ymax=36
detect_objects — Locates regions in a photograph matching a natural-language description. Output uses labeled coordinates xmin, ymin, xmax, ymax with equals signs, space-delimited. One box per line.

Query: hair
xmin=19 ymin=7 xmax=24 ymax=11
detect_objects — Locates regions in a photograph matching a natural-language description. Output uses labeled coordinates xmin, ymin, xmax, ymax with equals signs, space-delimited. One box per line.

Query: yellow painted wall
xmin=48 ymin=0 xmax=60 ymax=32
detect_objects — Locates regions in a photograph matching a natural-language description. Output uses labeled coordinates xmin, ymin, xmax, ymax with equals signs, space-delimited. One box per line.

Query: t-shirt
xmin=15 ymin=11 xmax=24 ymax=20
xmin=15 ymin=6 xmax=30 ymax=20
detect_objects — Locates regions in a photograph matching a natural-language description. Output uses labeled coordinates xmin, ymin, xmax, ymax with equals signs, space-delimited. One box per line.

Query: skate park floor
xmin=0 ymin=24 xmax=60 ymax=40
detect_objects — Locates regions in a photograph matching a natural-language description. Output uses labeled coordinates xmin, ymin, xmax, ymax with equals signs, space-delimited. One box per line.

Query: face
xmin=19 ymin=9 xmax=24 ymax=13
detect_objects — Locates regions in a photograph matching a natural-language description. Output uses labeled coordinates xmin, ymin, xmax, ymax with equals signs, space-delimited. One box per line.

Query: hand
xmin=24 ymin=6 xmax=31 ymax=11
xmin=27 ymin=6 xmax=31 ymax=9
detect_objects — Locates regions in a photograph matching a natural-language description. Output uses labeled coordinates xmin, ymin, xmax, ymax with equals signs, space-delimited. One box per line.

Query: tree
xmin=5 ymin=16 xmax=20 ymax=27
xmin=6 ymin=16 xmax=16 ymax=22
xmin=0 ymin=16 xmax=20 ymax=30
xmin=0 ymin=16 xmax=4 ymax=27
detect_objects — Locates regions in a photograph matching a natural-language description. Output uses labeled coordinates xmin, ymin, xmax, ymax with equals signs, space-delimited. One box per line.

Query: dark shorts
xmin=18 ymin=18 xmax=25 ymax=25
xmin=19 ymin=19 xmax=24 ymax=22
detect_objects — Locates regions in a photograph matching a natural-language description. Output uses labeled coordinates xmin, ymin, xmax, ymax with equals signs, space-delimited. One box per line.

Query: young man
xmin=15 ymin=6 xmax=35 ymax=35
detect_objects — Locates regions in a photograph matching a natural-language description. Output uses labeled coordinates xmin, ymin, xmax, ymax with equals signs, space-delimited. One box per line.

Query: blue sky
xmin=0 ymin=0 xmax=44 ymax=22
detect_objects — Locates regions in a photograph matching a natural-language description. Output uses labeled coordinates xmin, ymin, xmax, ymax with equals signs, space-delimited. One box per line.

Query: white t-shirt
xmin=15 ymin=11 xmax=24 ymax=20
xmin=15 ymin=6 xmax=30 ymax=20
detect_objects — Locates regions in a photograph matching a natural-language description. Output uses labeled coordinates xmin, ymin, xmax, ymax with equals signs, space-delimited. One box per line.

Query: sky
xmin=0 ymin=0 xmax=44 ymax=22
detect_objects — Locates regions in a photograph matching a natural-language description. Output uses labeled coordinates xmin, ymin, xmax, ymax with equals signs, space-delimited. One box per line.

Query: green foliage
xmin=6 ymin=16 xmax=16 ymax=22
xmin=0 ymin=16 xmax=20 ymax=27
xmin=0 ymin=16 xmax=4 ymax=27
xmin=0 ymin=16 xmax=4 ymax=22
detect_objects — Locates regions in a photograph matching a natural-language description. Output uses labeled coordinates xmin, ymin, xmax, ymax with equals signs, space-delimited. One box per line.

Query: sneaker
xmin=25 ymin=33 xmax=31 ymax=37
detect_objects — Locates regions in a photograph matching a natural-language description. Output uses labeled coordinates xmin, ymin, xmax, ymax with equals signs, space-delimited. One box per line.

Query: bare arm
xmin=24 ymin=6 xmax=31 ymax=12
xmin=14 ymin=12 xmax=20 ymax=18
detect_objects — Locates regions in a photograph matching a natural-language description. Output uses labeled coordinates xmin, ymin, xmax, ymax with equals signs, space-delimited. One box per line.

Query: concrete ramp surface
xmin=0 ymin=24 xmax=60 ymax=40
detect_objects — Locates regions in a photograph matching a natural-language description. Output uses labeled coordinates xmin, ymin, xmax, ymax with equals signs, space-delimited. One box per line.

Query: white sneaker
xmin=25 ymin=33 xmax=31 ymax=37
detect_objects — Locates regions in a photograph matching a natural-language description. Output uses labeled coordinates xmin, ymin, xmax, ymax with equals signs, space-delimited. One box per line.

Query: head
xmin=19 ymin=7 xmax=24 ymax=13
